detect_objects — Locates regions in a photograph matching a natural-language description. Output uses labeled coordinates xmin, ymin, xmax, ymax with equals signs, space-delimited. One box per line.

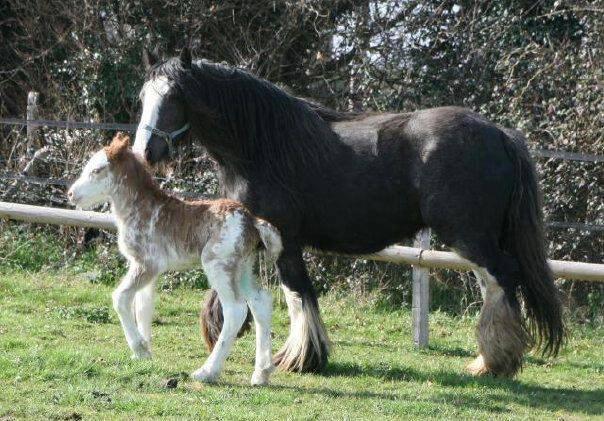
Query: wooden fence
xmin=1 ymin=201 xmax=603 ymax=348
xmin=1 ymin=91 xmax=603 ymax=347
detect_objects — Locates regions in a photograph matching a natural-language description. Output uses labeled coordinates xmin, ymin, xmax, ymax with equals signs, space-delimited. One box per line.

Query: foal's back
xmin=141 ymin=196 xmax=262 ymax=270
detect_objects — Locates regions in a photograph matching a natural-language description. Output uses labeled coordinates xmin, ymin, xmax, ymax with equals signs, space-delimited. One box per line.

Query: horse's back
xmin=321 ymin=106 xmax=520 ymax=251
xmin=402 ymin=107 xmax=519 ymax=246
xmin=300 ymin=114 xmax=422 ymax=253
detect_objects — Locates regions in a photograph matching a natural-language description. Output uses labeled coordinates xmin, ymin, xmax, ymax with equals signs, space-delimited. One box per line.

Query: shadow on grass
xmin=321 ymin=360 xmax=604 ymax=415
xmin=423 ymin=344 xmax=475 ymax=358
xmin=333 ymin=339 xmax=402 ymax=351
xmin=267 ymin=383 xmax=400 ymax=401
xmin=425 ymin=345 xmax=553 ymax=371
xmin=216 ymin=380 xmax=400 ymax=401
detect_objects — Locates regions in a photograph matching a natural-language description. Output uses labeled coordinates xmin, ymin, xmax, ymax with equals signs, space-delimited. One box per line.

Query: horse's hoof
xmin=466 ymin=355 xmax=489 ymax=376
xmin=251 ymin=365 xmax=276 ymax=386
xmin=191 ymin=367 xmax=219 ymax=383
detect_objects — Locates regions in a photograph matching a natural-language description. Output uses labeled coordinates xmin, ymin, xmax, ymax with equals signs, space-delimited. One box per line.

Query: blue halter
xmin=143 ymin=123 xmax=190 ymax=156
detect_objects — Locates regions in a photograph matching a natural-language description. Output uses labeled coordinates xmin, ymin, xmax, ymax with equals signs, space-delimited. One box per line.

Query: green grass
xmin=0 ymin=271 xmax=602 ymax=420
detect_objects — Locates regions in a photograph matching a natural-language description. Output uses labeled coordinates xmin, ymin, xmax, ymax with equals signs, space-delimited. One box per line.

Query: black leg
xmin=273 ymin=244 xmax=330 ymax=373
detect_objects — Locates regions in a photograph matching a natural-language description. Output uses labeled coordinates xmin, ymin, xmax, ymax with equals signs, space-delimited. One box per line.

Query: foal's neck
xmin=110 ymin=154 xmax=170 ymax=225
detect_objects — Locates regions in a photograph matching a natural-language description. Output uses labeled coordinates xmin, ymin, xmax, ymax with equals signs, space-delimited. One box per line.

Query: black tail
xmin=200 ymin=289 xmax=251 ymax=351
xmin=502 ymin=128 xmax=565 ymax=357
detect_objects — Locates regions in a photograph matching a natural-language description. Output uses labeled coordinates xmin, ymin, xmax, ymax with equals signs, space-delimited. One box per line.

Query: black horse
xmin=133 ymin=48 xmax=563 ymax=377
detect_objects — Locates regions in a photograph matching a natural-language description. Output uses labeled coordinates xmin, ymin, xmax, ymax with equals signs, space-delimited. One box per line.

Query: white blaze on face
xmin=133 ymin=76 xmax=172 ymax=157
xmin=68 ymin=149 xmax=112 ymax=209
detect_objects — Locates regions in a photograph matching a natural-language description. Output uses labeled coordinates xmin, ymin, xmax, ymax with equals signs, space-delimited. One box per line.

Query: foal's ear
xmin=105 ymin=132 xmax=131 ymax=161
xmin=180 ymin=47 xmax=192 ymax=69
xmin=143 ymin=48 xmax=159 ymax=70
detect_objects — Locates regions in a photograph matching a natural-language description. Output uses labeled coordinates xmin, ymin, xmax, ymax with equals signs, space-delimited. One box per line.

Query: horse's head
xmin=68 ymin=133 xmax=131 ymax=209
xmin=133 ymin=48 xmax=192 ymax=164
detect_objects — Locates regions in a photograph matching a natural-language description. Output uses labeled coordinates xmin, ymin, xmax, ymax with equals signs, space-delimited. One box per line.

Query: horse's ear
xmin=106 ymin=132 xmax=131 ymax=161
xmin=180 ymin=47 xmax=192 ymax=69
xmin=143 ymin=48 xmax=158 ymax=70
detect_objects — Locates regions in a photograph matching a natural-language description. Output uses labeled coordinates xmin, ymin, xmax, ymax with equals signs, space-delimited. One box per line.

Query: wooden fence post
xmin=26 ymin=91 xmax=39 ymax=154
xmin=412 ymin=228 xmax=431 ymax=348
xmin=21 ymin=91 xmax=51 ymax=176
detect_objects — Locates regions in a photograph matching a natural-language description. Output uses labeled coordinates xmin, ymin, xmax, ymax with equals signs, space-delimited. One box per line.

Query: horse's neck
xmin=212 ymin=162 xmax=248 ymax=201
xmin=187 ymin=93 xmax=351 ymax=179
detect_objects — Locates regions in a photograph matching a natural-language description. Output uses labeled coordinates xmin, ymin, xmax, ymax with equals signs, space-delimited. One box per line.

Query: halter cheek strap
xmin=143 ymin=123 xmax=190 ymax=157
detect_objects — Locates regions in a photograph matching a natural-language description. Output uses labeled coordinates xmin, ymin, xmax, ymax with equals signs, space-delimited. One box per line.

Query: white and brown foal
xmin=68 ymin=133 xmax=281 ymax=385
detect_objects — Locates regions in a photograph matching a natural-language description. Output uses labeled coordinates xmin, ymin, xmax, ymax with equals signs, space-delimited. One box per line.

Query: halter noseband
xmin=142 ymin=123 xmax=190 ymax=157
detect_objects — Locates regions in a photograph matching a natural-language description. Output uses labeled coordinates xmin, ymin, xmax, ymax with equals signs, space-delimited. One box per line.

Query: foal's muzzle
xmin=67 ymin=185 xmax=83 ymax=207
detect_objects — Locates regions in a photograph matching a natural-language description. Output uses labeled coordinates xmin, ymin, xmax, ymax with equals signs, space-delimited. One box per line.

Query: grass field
xmin=0 ymin=270 xmax=602 ymax=420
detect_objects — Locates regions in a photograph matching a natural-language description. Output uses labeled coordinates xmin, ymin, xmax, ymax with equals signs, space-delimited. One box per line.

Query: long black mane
xmin=147 ymin=59 xmax=357 ymax=188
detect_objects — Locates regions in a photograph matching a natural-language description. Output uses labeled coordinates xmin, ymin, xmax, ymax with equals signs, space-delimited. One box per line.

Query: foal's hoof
xmin=131 ymin=350 xmax=152 ymax=360
xmin=466 ymin=355 xmax=489 ymax=376
xmin=251 ymin=365 xmax=276 ymax=386
xmin=191 ymin=367 xmax=219 ymax=383
xmin=131 ymin=341 xmax=152 ymax=360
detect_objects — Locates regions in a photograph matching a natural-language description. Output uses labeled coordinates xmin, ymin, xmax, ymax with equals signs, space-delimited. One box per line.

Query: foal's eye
xmin=91 ymin=167 xmax=103 ymax=175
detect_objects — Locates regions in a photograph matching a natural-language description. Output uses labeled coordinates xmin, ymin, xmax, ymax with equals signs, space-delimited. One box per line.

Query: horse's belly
xmin=303 ymin=202 xmax=422 ymax=254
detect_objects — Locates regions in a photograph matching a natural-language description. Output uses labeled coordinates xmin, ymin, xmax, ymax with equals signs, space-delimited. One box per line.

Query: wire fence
xmin=0 ymin=117 xmax=136 ymax=132
xmin=2 ymin=117 xmax=603 ymax=163
xmin=1 ymin=116 xmax=602 ymax=233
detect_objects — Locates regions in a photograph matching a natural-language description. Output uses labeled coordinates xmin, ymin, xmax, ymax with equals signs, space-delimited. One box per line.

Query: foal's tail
xmin=502 ymin=128 xmax=565 ymax=357
xmin=253 ymin=217 xmax=283 ymax=261
xmin=200 ymin=217 xmax=282 ymax=351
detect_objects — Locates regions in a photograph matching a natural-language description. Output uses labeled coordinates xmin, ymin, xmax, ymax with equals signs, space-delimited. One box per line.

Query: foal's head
xmin=68 ymin=133 xmax=145 ymax=209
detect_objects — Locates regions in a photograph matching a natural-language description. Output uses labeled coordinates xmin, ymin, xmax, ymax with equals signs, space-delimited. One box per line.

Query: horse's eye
xmin=91 ymin=167 xmax=103 ymax=175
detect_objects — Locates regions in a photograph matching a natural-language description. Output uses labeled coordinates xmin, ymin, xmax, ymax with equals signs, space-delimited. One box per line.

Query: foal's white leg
xmin=240 ymin=258 xmax=274 ymax=386
xmin=192 ymin=256 xmax=248 ymax=383
xmin=112 ymin=264 xmax=155 ymax=359
xmin=134 ymin=281 xmax=156 ymax=347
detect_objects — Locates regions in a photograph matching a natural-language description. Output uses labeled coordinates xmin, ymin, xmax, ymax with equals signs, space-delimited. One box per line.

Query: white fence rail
xmin=2 ymin=202 xmax=602 ymax=280
xmin=2 ymin=201 xmax=603 ymax=281
xmin=2 ymin=201 xmax=603 ymax=348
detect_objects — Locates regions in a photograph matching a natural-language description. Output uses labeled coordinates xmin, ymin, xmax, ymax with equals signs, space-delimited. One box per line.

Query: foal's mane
xmin=146 ymin=58 xmax=360 ymax=188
